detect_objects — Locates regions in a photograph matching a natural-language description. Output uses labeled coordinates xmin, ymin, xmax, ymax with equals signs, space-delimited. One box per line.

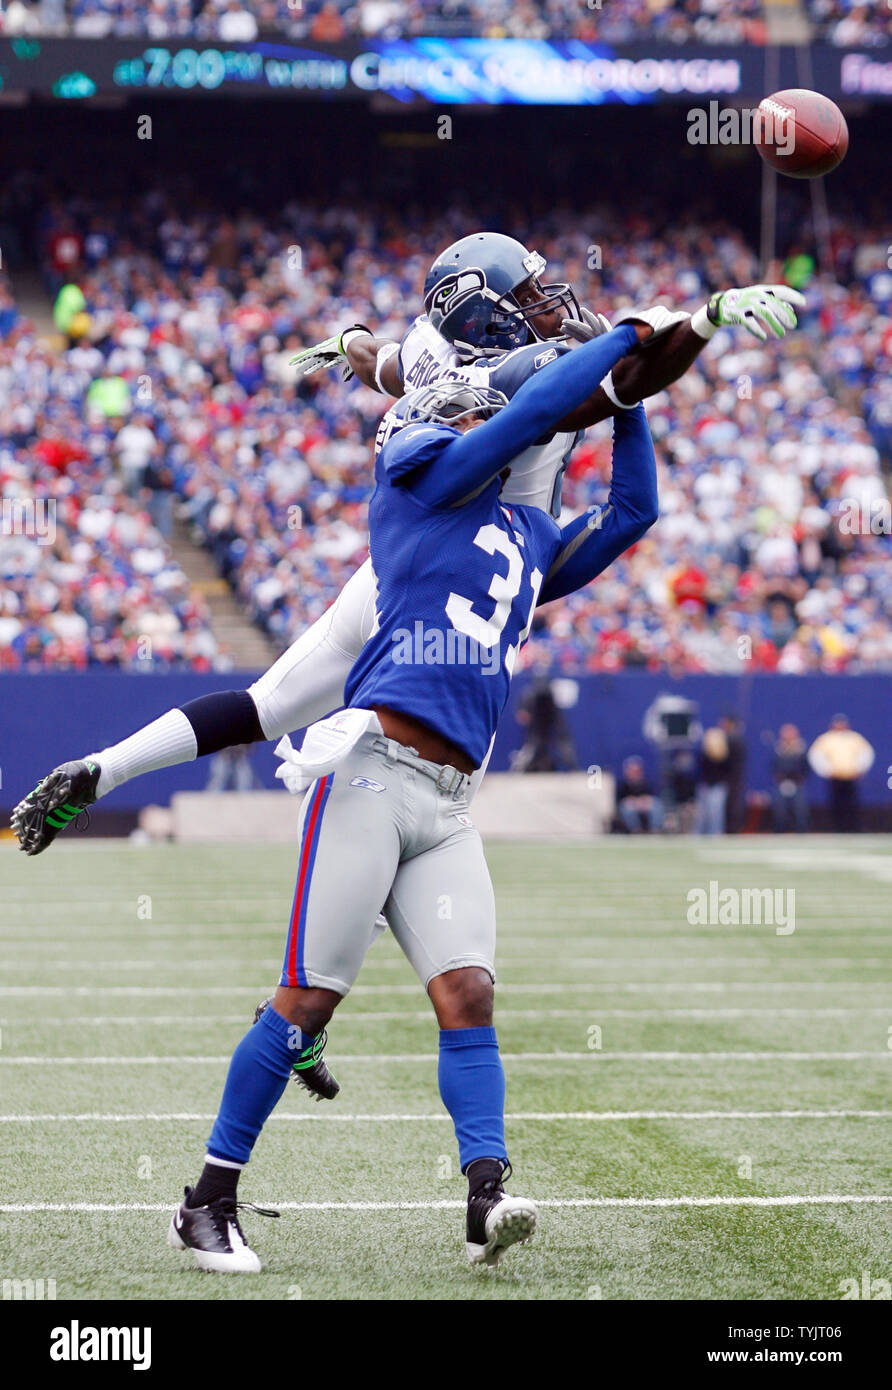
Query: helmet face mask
xmin=401 ymin=379 xmax=509 ymax=429
xmin=424 ymin=232 xmax=581 ymax=361
xmin=491 ymin=277 xmax=581 ymax=346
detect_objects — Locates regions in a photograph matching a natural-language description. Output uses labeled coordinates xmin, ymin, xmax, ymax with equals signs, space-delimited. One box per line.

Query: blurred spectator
xmin=719 ymin=711 xmax=746 ymax=832
xmin=142 ymin=458 xmax=176 ymax=538
xmin=205 ymin=744 xmax=260 ymax=790
xmin=53 ymin=283 xmax=87 ymax=339
xmin=615 ymin=755 xmax=663 ymax=833
xmin=114 ymin=413 xmax=157 ymax=496
xmin=217 ymin=0 xmax=259 ymax=39
xmin=513 ymin=672 xmax=578 ymax=772
xmin=694 ymin=725 xmax=730 ymax=835
xmin=808 ymin=713 xmax=875 ymax=831
xmin=667 ymin=748 xmax=698 ymax=832
xmin=771 ymin=722 xmax=810 ymax=832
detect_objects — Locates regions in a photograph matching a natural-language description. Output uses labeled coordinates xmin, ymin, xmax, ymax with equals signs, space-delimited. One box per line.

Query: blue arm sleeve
xmin=407 ymin=323 xmax=640 ymax=509
xmin=537 ymin=403 xmax=658 ymax=605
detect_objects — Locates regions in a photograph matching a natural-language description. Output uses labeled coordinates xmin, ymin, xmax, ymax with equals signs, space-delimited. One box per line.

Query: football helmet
xmin=423 ymin=232 xmax=580 ymax=361
xmin=400 ymin=379 xmax=508 ymax=429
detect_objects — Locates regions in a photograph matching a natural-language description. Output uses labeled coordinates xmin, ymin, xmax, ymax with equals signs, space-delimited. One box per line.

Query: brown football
xmin=755 ymin=88 xmax=849 ymax=179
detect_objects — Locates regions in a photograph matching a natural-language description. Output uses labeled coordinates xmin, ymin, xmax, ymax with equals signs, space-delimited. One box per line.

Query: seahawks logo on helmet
xmin=429 ymin=268 xmax=488 ymax=319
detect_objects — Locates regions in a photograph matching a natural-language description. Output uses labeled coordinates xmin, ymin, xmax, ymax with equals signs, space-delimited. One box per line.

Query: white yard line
xmin=7 ymin=1006 xmax=887 ymax=1025
xmin=0 ymin=1109 xmax=888 ymax=1124
xmin=0 ymin=981 xmax=886 ymax=997
xmin=2 ymin=956 xmax=888 ymax=973
xmin=0 ymin=1051 xmax=888 ymax=1064
xmin=2 ymin=1195 xmax=890 ymax=1213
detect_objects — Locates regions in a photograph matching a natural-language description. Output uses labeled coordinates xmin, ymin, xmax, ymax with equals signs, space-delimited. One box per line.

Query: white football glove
xmin=696 ymin=284 xmax=806 ymax=342
xmin=562 ymin=306 xmax=613 ymax=343
xmin=289 ymin=324 xmax=373 ymax=382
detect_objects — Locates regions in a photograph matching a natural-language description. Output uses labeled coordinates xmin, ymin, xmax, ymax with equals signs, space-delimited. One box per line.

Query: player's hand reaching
xmin=702 ymin=284 xmax=806 ymax=342
xmin=289 ymin=324 xmax=373 ymax=382
xmin=562 ymin=306 xmax=613 ymax=343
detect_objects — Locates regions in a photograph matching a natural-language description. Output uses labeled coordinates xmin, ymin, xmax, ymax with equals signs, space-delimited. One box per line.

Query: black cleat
xmin=11 ymin=760 xmax=101 ymax=856
xmin=466 ymin=1162 xmax=538 ymax=1267
xmin=168 ymin=1186 xmax=278 ymax=1273
xmin=253 ymin=997 xmax=340 ymax=1101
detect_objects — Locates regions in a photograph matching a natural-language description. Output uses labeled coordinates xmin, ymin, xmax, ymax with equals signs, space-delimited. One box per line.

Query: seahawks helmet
xmin=424 ymin=232 xmax=580 ymax=361
xmin=401 ymin=379 xmax=508 ymax=429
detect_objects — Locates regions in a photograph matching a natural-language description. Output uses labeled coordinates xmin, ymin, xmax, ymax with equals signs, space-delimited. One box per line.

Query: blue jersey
xmin=347 ymin=429 xmax=561 ymax=765
xmin=384 ymin=325 xmax=581 ymax=517
xmin=345 ymin=323 xmax=656 ymax=766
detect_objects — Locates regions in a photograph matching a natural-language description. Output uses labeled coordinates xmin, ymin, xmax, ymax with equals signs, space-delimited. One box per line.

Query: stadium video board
xmin=1 ymin=38 xmax=889 ymax=103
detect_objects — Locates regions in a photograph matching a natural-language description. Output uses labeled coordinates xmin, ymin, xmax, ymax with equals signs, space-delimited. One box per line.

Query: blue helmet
xmin=423 ymin=232 xmax=580 ymax=361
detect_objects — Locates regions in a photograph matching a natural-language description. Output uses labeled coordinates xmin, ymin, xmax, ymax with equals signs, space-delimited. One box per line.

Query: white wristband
xmin=601 ymin=370 xmax=638 ymax=410
xmin=374 ymin=340 xmax=400 ymax=393
xmin=690 ymin=305 xmax=719 ymax=340
xmin=340 ymin=326 xmax=374 ymax=353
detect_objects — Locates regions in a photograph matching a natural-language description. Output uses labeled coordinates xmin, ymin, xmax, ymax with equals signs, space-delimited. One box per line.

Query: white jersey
xmin=392 ymin=315 xmax=582 ymax=518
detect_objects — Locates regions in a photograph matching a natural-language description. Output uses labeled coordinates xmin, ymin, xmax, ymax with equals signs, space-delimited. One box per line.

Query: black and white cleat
xmin=11 ymin=759 xmax=100 ymax=856
xmin=466 ymin=1168 xmax=538 ymax=1268
xmin=168 ymin=1186 xmax=278 ymax=1274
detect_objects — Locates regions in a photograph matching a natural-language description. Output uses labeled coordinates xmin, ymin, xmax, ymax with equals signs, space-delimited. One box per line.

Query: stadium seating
xmin=2 ymin=192 xmax=890 ymax=674
xmin=2 ymin=0 xmax=770 ymax=43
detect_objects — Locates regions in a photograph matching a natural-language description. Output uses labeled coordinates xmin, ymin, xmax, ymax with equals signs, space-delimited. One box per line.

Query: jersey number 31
xmin=445 ymin=523 xmax=542 ymax=675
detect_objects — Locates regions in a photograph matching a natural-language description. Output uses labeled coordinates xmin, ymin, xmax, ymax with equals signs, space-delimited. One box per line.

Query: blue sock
xmin=438 ymin=1026 xmax=507 ymax=1172
xmin=206 ymin=1005 xmax=301 ymax=1165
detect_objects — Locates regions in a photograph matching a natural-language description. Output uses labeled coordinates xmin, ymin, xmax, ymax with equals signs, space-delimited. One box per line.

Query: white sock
xmin=90 ymin=708 xmax=198 ymax=798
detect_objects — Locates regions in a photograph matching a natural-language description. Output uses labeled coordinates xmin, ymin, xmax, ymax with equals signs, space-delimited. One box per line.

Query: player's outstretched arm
xmin=345 ymin=333 xmax=403 ymax=396
xmin=408 ymin=322 xmax=646 ymax=510
xmin=538 ymin=404 xmax=657 ymax=605
xmin=289 ymin=325 xmax=404 ymax=397
xmin=553 ymin=284 xmax=806 ymax=428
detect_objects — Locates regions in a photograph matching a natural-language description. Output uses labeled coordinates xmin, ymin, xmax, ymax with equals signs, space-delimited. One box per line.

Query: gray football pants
xmin=279 ymin=728 xmax=497 ymax=997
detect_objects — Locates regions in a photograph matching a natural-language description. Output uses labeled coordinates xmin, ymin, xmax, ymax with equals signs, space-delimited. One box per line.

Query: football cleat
xmin=466 ymin=1164 xmax=538 ymax=1268
xmin=168 ymin=1186 xmax=278 ymax=1274
xmin=11 ymin=759 xmax=101 ymax=856
xmin=253 ymin=997 xmax=340 ymax=1101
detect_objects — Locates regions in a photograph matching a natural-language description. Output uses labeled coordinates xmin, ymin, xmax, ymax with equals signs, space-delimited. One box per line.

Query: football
xmin=755 ymin=88 xmax=849 ymax=178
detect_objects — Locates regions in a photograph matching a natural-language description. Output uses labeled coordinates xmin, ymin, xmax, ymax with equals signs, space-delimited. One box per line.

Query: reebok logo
xmin=350 ymin=776 xmax=386 ymax=793
xmin=50 ymin=1320 xmax=152 ymax=1371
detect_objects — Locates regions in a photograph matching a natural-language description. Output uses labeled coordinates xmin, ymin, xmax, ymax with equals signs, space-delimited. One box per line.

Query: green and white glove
xmin=289 ymin=324 xmax=373 ymax=382
xmin=692 ymin=285 xmax=806 ymax=343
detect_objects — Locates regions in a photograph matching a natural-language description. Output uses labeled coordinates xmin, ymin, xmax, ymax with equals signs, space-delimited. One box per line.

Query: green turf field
xmin=1 ymin=835 xmax=890 ymax=1301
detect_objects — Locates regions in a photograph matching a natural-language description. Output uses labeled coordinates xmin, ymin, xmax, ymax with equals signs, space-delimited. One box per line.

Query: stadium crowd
xmin=1 ymin=188 xmax=890 ymax=675
xmin=2 ymin=0 xmax=888 ymax=43
xmin=807 ymin=0 xmax=892 ymax=47
xmin=0 ymin=0 xmax=768 ymax=43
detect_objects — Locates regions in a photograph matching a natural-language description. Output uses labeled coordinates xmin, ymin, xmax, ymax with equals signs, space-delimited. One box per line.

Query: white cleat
xmin=168 ymin=1187 xmax=275 ymax=1273
xmin=466 ymin=1192 xmax=539 ymax=1268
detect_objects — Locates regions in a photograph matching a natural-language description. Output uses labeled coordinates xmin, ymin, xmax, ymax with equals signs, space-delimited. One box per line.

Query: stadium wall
xmin=1 ymin=672 xmax=889 ymax=815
